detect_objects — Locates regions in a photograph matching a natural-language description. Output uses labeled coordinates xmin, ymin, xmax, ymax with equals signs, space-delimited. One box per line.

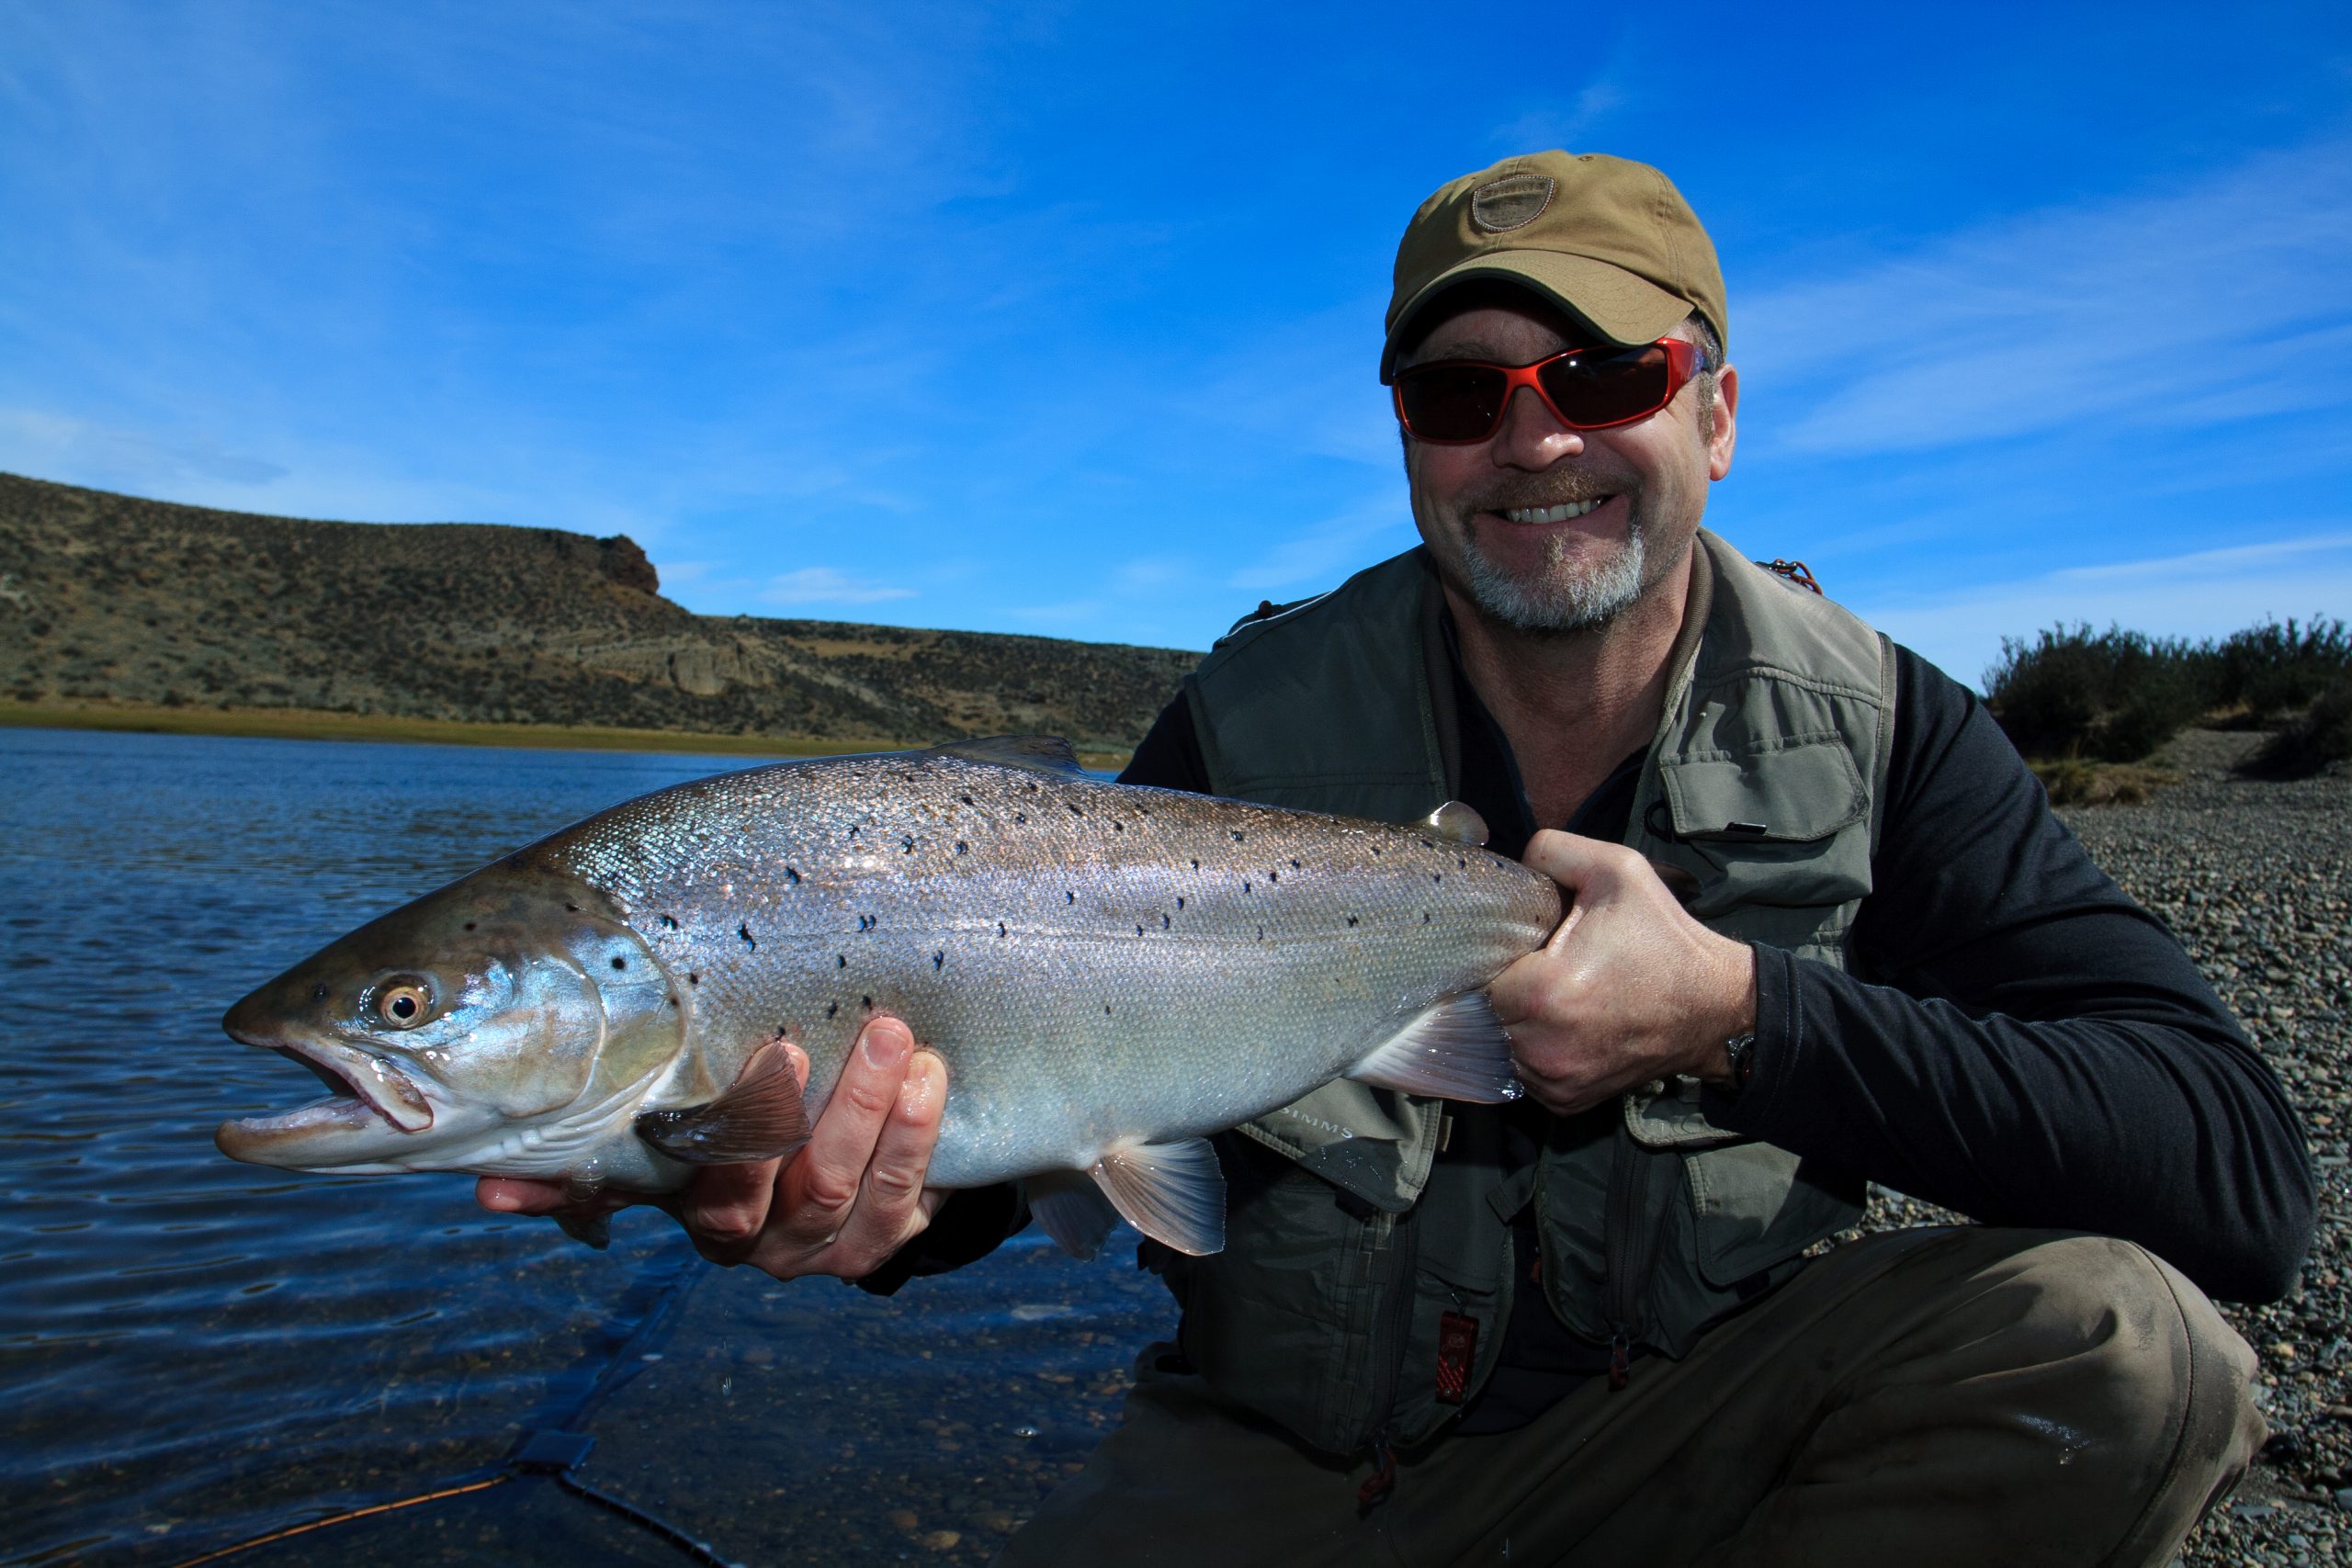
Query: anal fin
xmin=635 ymin=1041 xmax=812 ymax=1165
xmin=1090 ymin=1137 xmax=1225 ymax=1257
xmin=1347 ymin=993 xmax=1522 ymax=1103
xmin=1026 ymin=1170 xmax=1118 ymax=1259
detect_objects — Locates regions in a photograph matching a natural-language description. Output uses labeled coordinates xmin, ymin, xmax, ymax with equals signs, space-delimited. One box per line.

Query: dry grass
xmin=0 ymin=698 xmax=1136 ymax=772
xmin=2031 ymin=756 xmax=2177 ymax=806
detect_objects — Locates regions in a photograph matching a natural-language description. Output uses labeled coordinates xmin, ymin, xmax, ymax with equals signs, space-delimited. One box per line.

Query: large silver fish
xmin=217 ymin=737 xmax=1560 ymax=1256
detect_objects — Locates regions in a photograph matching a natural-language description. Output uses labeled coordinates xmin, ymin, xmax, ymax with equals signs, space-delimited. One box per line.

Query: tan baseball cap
xmin=1380 ymin=151 xmax=1728 ymax=382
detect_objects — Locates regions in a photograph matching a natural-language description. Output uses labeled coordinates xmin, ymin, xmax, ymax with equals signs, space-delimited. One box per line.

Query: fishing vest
xmin=1154 ymin=529 xmax=1894 ymax=1459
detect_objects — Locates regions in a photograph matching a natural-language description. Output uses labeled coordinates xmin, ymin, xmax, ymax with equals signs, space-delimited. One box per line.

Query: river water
xmin=0 ymin=728 xmax=1170 ymax=1567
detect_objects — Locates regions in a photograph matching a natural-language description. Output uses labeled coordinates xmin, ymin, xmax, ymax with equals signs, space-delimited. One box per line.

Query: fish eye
xmin=370 ymin=976 xmax=435 ymax=1030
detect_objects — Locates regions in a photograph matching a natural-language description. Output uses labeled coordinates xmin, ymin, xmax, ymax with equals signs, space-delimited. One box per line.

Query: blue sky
xmin=4 ymin=2 xmax=2348 ymax=688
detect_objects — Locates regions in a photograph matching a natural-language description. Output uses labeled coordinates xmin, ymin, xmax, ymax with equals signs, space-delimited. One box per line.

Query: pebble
xmin=2052 ymin=733 xmax=2351 ymax=1566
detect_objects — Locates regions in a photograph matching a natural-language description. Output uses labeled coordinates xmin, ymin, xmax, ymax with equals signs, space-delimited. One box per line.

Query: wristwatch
xmin=1721 ymin=1032 xmax=1757 ymax=1092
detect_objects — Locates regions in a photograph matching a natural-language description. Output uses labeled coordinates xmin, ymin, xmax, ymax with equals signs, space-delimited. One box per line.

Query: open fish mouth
xmin=223 ymin=1032 xmax=436 ymax=1136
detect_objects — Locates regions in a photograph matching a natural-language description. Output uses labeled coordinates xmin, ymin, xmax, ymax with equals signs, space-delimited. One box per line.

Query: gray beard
xmin=1458 ymin=516 xmax=1647 ymax=634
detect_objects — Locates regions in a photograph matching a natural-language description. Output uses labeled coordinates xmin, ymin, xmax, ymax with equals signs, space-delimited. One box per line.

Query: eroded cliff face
xmin=0 ymin=472 xmax=1197 ymax=748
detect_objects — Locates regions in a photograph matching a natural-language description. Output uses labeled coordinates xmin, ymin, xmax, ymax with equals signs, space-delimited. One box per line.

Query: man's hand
xmin=476 ymin=1015 xmax=950 ymax=1280
xmin=1489 ymin=830 xmax=1758 ymax=1115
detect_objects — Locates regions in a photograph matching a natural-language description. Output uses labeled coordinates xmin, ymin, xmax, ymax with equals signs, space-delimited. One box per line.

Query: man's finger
xmin=1521 ymin=829 xmax=1625 ymax=895
xmin=786 ymin=1015 xmax=916 ymax=1238
xmin=808 ymin=1048 xmax=947 ymax=1277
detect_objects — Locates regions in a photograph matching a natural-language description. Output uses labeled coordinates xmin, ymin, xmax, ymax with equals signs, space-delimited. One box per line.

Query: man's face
xmin=1398 ymin=297 xmax=1736 ymax=636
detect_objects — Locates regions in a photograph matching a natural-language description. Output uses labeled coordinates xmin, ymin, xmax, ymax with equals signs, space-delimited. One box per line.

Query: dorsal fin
xmin=1424 ymin=800 xmax=1489 ymax=847
xmin=927 ymin=735 xmax=1087 ymax=775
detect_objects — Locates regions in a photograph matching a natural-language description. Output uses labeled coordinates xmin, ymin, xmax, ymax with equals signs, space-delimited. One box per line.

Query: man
xmin=484 ymin=152 xmax=2313 ymax=1564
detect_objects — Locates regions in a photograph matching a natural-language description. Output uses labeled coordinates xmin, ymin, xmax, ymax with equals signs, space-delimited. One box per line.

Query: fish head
xmin=216 ymin=865 xmax=686 ymax=1173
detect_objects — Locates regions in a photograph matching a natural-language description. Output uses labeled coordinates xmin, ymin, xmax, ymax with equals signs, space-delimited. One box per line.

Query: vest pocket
xmin=1657 ymin=735 xmax=1873 ymax=912
xmin=1684 ymin=1142 xmax=1862 ymax=1289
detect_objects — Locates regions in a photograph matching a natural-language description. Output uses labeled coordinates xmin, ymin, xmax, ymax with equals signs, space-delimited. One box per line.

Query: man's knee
xmin=1944 ymin=1231 xmax=2264 ymax=1551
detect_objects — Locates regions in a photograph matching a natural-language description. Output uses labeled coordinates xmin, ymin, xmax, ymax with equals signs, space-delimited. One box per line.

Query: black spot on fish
xmin=960 ymin=794 xmax=973 ymax=806
xmin=669 ymin=996 xmax=680 ymax=1008
xmin=565 ymin=902 xmax=581 ymax=912
xmin=1135 ymin=924 xmax=1144 ymax=936
xmin=1268 ymin=870 xmax=1278 ymax=883
xmin=1176 ymin=897 xmax=1185 ymax=909
xmin=687 ymin=973 xmax=699 ymax=987
xmin=1161 ymin=914 xmax=1170 ymax=929
xmin=1347 ymin=916 xmax=1359 ymax=927
xmin=739 ymin=922 xmax=756 ymax=951
xmin=611 ymin=955 xmax=629 ymax=971
xmin=785 ymin=866 xmax=800 ymax=886
xmin=1423 ymin=912 xmax=1431 ymax=923
xmin=1420 ymin=838 xmax=1434 ymax=849
xmin=956 ymin=840 xmax=968 ymax=854
xmin=826 ymin=1001 xmax=838 ymax=1018
xmin=1066 ymin=891 xmax=1075 ymax=904
xmin=1190 ymin=858 xmax=1199 ymax=870
xmin=901 ymin=835 xmax=915 ymax=853
xmin=1432 ymin=873 xmax=1443 ymax=885
xmin=1291 ymin=859 xmax=1301 ymax=869
xmin=661 ymin=914 xmax=679 ymax=930
xmin=463 ymin=921 xmax=478 ymax=932
xmin=998 ymin=922 xmax=1007 ymax=937
xmin=862 ymin=996 xmax=872 ymax=1009
xmin=1256 ymin=925 xmax=1264 ymax=941
xmin=1231 ymin=830 xmax=1245 ymax=841
xmin=1103 ymin=1003 xmax=1112 ymax=1015
xmin=1113 ymin=821 xmax=1124 ymax=832
xmin=311 ymin=983 xmax=329 ymax=1002
xmin=1458 ymin=855 xmax=1467 ymax=868
xmin=837 ymin=954 xmax=847 ymax=968
xmin=933 ymin=952 xmax=944 ymax=970
xmin=849 ymin=825 xmax=859 ymax=838
xmin=1243 ymin=880 xmax=1251 ymax=893
xmin=1014 ymin=811 xmax=1027 ymax=824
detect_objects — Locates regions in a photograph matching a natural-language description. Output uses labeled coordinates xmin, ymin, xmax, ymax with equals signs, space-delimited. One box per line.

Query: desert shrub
xmin=1984 ymin=623 xmax=2213 ymax=761
xmin=2210 ymin=615 xmax=2352 ymax=720
xmin=2250 ymin=678 xmax=2352 ymax=778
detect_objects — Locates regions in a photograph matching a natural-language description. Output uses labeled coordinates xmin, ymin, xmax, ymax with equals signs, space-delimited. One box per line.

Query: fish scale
xmin=218 ymin=738 xmax=1562 ymax=1255
xmin=538 ymin=750 xmax=1550 ymax=1186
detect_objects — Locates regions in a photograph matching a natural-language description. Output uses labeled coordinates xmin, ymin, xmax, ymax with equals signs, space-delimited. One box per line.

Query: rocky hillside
xmin=0 ymin=473 xmax=1198 ymax=749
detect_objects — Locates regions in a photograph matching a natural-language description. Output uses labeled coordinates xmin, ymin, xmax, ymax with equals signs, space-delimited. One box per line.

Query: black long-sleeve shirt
xmin=1119 ymin=641 xmax=2313 ymax=1300
xmin=867 ymin=641 xmax=2313 ymax=1358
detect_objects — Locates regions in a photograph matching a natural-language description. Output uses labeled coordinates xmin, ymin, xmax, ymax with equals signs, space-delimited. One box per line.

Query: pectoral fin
xmin=1347 ymin=993 xmax=1521 ymax=1103
xmin=634 ymin=1041 xmax=811 ymax=1165
xmin=1090 ymin=1137 xmax=1226 ymax=1257
xmin=554 ymin=1210 xmax=613 ymax=1250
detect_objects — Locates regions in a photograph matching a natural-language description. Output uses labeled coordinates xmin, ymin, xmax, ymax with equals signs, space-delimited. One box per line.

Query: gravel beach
xmin=1993 ymin=731 xmax=2347 ymax=1566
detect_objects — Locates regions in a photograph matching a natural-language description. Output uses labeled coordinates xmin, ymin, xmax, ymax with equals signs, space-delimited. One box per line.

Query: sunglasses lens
xmin=1396 ymin=365 xmax=1510 ymax=442
xmin=1538 ymin=344 xmax=1671 ymax=427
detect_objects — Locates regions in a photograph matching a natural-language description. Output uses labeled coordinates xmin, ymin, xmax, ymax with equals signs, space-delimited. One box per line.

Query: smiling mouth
xmin=227 ymin=1032 xmax=436 ymax=1135
xmin=1497 ymin=496 xmax=1613 ymax=524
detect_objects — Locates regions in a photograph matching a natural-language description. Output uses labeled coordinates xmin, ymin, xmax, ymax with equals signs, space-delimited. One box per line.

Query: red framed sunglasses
xmin=1391 ymin=339 xmax=1703 ymax=444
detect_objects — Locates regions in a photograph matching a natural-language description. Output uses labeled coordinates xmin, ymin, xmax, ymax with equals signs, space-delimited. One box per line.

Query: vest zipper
xmin=1355 ymin=1201 xmax=1419 ymax=1512
xmin=1602 ymin=1126 xmax=1667 ymax=1391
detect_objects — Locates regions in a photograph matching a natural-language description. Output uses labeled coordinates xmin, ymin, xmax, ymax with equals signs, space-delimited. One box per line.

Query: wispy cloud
xmin=1226 ymin=493 xmax=1416 ymax=595
xmin=1739 ymin=139 xmax=2352 ymax=457
xmin=761 ymin=567 xmax=917 ymax=605
xmin=1859 ymin=529 xmax=2352 ymax=689
xmin=0 ymin=407 xmax=288 ymax=489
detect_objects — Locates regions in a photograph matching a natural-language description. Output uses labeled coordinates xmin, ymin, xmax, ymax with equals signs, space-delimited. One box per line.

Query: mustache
xmin=1461 ymin=470 xmax=1631 ymax=514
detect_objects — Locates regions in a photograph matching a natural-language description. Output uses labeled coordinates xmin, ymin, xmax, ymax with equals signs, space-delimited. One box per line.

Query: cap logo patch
xmin=1470 ymin=174 xmax=1554 ymax=232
